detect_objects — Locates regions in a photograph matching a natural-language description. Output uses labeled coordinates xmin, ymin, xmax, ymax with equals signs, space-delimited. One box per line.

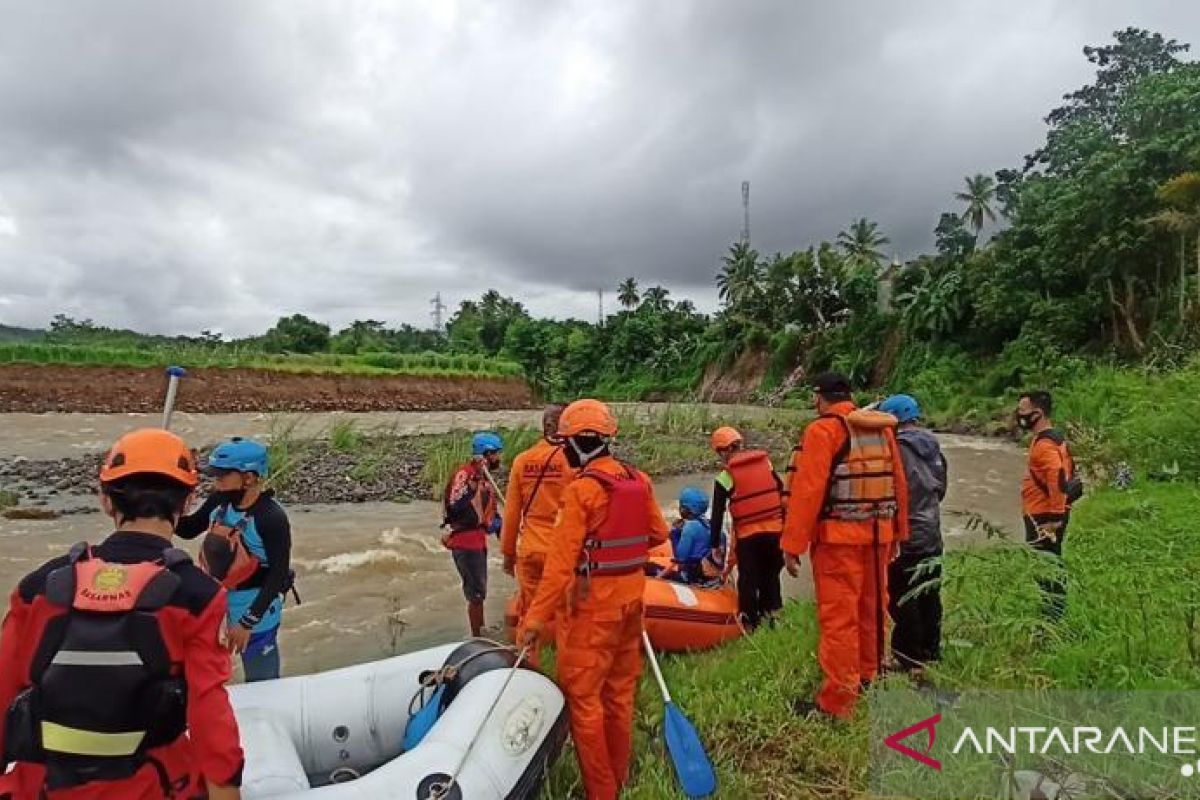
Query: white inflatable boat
xmin=229 ymin=641 xmax=568 ymax=799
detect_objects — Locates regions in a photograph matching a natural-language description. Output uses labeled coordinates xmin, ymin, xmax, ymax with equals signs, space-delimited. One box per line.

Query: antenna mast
xmin=741 ymin=180 xmax=751 ymax=247
xmin=430 ymin=292 xmax=447 ymax=332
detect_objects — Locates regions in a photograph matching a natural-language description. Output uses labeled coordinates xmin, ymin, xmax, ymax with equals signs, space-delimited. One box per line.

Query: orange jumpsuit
xmin=523 ymin=456 xmax=669 ymax=800
xmin=501 ymin=439 xmax=574 ymax=664
xmin=782 ymin=402 xmax=909 ymax=718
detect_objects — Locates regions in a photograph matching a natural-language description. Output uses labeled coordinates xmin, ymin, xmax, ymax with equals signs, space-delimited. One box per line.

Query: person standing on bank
xmin=878 ymin=394 xmax=947 ymax=676
xmin=1017 ymin=390 xmax=1081 ymax=620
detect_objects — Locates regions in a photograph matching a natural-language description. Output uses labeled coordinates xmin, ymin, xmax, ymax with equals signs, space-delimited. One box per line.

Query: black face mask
xmin=1016 ymin=411 xmax=1041 ymax=430
xmin=214 ymin=488 xmax=247 ymax=508
xmin=563 ymin=442 xmax=584 ymax=469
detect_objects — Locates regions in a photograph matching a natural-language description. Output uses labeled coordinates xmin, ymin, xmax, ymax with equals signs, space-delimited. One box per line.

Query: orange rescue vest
xmin=725 ymin=450 xmax=785 ymax=526
xmin=820 ymin=415 xmax=898 ymax=522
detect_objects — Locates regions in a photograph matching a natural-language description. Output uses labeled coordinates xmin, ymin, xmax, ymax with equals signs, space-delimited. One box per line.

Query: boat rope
xmin=406 ymin=642 xmax=517 ymax=719
xmin=425 ymin=644 xmax=530 ymax=800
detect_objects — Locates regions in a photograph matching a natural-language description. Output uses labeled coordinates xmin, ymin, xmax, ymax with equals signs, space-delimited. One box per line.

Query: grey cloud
xmin=0 ymin=0 xmax=1197 ymax=335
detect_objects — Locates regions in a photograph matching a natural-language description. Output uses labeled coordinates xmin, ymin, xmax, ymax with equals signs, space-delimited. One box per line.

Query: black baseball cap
xmin=811 ymin=372 xmax=852 ymax=397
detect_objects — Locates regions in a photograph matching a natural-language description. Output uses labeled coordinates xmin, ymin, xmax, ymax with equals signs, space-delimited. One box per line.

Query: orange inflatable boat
xmin=504 ymin=544 xmax=742 ymax=653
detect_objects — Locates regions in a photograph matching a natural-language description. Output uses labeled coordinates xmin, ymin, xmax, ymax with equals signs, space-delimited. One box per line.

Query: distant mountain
xmin=0 ymin=324 xmax=44 ymax=342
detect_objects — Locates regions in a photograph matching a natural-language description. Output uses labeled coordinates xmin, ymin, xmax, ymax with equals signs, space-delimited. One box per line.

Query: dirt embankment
xmin=0 ymin=365 xmax=533 ymax=414
xmin=698 ymin=349 xmax=768 ymax=403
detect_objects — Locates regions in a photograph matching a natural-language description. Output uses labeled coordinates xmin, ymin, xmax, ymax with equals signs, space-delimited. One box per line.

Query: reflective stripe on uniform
xmin=41 ymin=720 xmax=145 ymax=757
xmin=51 ymin=650 xmax=144 ymax=667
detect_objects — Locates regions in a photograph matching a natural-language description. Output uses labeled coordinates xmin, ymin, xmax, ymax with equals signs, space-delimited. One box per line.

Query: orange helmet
xmin=559 ymin=399 xmax=619 ymax=438
xmin=99 ymin=428 xmax=199 ymax=488
xmin=710 ymin=426 xmax=744 ymax=451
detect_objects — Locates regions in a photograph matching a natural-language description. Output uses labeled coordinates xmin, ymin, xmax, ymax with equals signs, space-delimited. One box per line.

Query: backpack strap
xmin=519 ymin=446 xmax=563 ymax=524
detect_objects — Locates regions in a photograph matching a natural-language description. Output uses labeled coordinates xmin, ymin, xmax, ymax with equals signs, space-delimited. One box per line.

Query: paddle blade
xmin=663 ymin=701 xmax=717 ymax=799
xmin=402 ymin=685 xmax=445 ymax=751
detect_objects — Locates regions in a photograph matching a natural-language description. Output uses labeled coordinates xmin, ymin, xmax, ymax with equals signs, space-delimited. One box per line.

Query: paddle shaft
xmin=161 ymin=366 xmax=186 ymax=429
xmin=479 ymin=461 xmax=506 ymax=509
xmin=641 ymin=631 xmax=672 ymax=704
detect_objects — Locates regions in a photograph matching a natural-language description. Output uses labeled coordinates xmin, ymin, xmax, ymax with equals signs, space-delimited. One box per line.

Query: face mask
xmin=564 ymin=436 xmax=606 ymax=469
xmin=214 ymin=485 xmax=246 ymax=508
xmin=1016 ymin=411 xmax=1041 ymax=430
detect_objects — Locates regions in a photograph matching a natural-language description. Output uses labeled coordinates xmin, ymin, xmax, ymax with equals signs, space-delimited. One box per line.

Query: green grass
xmin=0 ymin=342 xmax=524 ymax=378
xmin=538 ymin=481 xmax=1200 ymax=798
xmin=0 ymin=489 xmax=17 ymax=510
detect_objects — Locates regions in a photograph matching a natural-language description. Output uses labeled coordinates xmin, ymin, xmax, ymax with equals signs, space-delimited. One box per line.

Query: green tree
xmin=836 ymin=218 xmax=889 ymax=268
xmin=716 ymin=242 xmax=763 ymax=313
xmin=955 ymin=174 xmax=998 ymax=234
xmin=618 ymin=278 xmax=640 ymax=309
xmin=1152 ymin=172 xmax=1200 ymax=306
xmin=641 ymin=286 xmax=672 ymax=312
xmin=263 ymin=314 xmax=330 ymax=354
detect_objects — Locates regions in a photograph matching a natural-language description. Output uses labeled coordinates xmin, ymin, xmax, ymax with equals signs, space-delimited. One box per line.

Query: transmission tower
xmin=597 ymin=289 xmax=605 ymax=326
xmin=741 ymin=180 xmax=751 ymax=247
xmin=430 ymin=292 xmax=447 ymax=331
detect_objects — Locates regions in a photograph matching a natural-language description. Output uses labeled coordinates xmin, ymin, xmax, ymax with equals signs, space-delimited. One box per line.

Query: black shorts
xmin=452 ymin=549 xmax=488 ymax=603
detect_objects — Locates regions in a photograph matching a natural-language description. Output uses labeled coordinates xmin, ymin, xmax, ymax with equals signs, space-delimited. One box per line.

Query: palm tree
xmin=641 ymin=286 xmax=671 ymax=312
xmin=836 ymin=219 xmax=889 ymax=268
xmin=716 ymin=242 xmax=762 ymax=312
xmin=617 ymin=278 xmax=640 ymax=309
xmin=955 ymin=174 xmax=998 ymax=234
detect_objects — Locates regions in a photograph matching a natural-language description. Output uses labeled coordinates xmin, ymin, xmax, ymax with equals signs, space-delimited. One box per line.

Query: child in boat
xmin=669 ymin=487 xmax=724 ymax=584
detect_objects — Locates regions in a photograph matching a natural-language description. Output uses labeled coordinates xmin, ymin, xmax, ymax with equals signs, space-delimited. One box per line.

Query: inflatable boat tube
xmin=231 ymin=640 xmax=568 ymax=799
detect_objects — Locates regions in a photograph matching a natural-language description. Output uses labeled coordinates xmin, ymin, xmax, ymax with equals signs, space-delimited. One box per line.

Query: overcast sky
xmin=0 ymin=1 xmax=1197 ymax=337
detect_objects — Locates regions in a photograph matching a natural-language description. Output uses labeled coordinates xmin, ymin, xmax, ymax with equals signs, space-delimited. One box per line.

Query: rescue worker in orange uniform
xmin=782 ymin=373 xmax=909 ymax=720
xmin=521 ymin=400 xmax=669 ymax=800
xmin=708 ymin=426 xmax=786 ymax=629
xmin=500 ymin=404 xmax=574 ymax=665
xmin=0 ymin=429 xmax=243 ymax=799
xmin=1018 ymin=390 xmax=1079 ymax=620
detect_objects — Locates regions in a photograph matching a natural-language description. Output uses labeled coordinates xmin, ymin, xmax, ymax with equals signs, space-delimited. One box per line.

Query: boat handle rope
xmin=425 ymin=644 xmax=530 ymax=800
xmin=406 ymin=643 xmax=518 ymax=719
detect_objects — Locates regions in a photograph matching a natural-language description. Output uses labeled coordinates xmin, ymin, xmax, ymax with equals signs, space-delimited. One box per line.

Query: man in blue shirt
xmin=178 ymin=437 xmax=292 ymax=682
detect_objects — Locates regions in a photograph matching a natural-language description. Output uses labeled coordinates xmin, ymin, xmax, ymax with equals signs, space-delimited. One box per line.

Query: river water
xmin=0 ymin=412 xmax=1026 ymax=678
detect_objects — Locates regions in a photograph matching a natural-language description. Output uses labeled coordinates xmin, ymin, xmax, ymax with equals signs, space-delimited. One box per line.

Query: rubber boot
xmin=468 ymin=600 xmax=485 ymax=638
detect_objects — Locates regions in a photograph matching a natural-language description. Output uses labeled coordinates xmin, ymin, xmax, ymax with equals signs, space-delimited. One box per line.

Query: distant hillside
xmin=0 ymin=324 xmax=43 ymax=342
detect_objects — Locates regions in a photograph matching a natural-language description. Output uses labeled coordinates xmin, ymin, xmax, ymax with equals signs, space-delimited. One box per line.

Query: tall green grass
xmin=0 ymin=342 xmax=524 ymax=378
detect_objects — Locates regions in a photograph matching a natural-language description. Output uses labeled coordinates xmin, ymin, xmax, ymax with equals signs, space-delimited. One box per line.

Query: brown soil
xmin=0 ymin=365 xmax=533 ymax=414
xmin=698 ymin=349 xmax=768 ymax=402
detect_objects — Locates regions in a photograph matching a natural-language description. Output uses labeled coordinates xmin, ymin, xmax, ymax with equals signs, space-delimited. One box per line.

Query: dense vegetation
xmin=7 ymin=29 xmax=1198 ymax=408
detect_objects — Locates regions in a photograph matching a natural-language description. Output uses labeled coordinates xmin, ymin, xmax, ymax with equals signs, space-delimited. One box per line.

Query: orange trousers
xmin=811 ymin=542 xmax=889 ymax=718
xmin=515 ymin=552 xmax=550 ymax=667
xmin=556 ymin=598 xmax=644 ymax=800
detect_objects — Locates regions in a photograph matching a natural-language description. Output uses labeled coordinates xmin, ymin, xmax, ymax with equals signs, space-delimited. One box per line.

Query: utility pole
xmin=597 ymin=289 xmax=604 ymax=326
xmin=741 ymin=180 xmax=751 ymax=247
xmin=430 ymin=292 xmax=447 ymax=332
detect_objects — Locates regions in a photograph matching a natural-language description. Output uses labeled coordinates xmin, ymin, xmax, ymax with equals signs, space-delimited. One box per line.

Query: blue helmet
xmin=679 ymin=486 xmax=709 ymax=516
xmin=472 ymin=431 xmax=504 ymax=456
xmin=879 ymin=394 xmax=921 ymax=424
xmin=206 ymin=437 xmax=269 ymax=477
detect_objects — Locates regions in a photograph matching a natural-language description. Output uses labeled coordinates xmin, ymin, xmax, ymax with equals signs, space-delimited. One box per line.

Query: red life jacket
xmin=725 ymin=450 xmax=785 ymax=526
xmin=199 ymin=509 xmax=261 ymax=589
xmin=576 ymin=466 xmax=651 ymax=577
xmin=5 ymin=543 xmax=189 ymax=789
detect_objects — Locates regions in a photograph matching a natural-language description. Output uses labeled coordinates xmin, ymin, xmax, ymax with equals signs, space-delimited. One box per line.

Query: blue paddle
xmin=642 ymin=631 xmax=717 ymax=798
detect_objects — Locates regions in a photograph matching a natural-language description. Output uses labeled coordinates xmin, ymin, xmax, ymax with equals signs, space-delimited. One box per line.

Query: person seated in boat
xmin=0 ymin=429 xmax=244 ymax=799
xmin=177 ymin=437 xmax=293 ymax=682
xmin=439 ymin=432 xmax=504 ymax=638
xmin=669 ymin=487 xmax=724 ymax=585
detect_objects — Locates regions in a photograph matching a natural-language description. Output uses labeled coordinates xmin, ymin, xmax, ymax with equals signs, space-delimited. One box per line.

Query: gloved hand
xmin=488 ymin=517 xmax=502 ymax=536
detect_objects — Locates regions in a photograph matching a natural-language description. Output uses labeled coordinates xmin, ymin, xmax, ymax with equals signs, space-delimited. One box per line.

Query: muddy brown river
xmin=0 ymin=411 xmax=1025 ymax=679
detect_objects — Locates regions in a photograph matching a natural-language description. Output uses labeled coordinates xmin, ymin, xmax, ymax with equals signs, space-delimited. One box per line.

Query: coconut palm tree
xmin=617 ymin=278 xmax=640 ymax=309
xmin=641 ymin=285 xmax=671 ymax=312
xmin=716 ymin=242 xmax=762 ymax=313
xmin=955 ymin=173 xmax=998 ymax=234
xmin=836 ymin=218 xmax=890 ymax=268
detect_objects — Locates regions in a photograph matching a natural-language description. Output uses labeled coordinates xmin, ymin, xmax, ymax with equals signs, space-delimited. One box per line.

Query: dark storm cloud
xmin=0 ymin=0 xmax=1197 ymax=334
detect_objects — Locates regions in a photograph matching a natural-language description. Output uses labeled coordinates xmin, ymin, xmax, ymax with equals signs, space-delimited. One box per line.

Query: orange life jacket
xmin=5 ymin=544 xmax=189 ymax=786
xmin=820 ymin=415 xmax=898 ymax=523
xmin=576 ymin=466 xmax=651 ymax=577
xmin=199 ymin=513 xmax=261 ymax=590
xmin=725 ymin=450 xmax=785 ymax=527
